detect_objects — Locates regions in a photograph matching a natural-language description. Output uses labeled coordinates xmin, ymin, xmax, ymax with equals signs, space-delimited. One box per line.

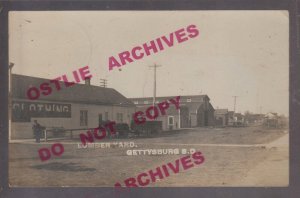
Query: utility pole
xmin=232 ymin=96 xmax=238 ymax=112
xmin=100 ymin=79 xmax=107 ymax=88
xmin=149 ymin=64 xmax=162 ymax=107
xmin=9 ymin=62 xmax=14 ymax=142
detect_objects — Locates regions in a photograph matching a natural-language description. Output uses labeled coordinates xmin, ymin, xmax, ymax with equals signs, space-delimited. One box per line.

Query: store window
xmin=168 ymin=116 xmax=174 ymax=125
xmin=117 ymin=113 xmax=123 ymax=123
xmin=80 ymin=110 xmax=88 ymax=126
xmin=105 ymin=112 xmax=109 ymax=121
xmin=98 ymin=113 xmax=103 ymax=125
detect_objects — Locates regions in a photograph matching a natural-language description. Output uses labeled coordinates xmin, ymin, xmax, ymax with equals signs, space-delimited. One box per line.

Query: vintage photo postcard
xmin=8 ymin=11 xmax=289 ymax=187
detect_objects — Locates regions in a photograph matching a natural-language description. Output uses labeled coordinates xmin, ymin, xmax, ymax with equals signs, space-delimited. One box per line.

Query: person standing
xmin=32 ymin=120 xmax=43 ymax=143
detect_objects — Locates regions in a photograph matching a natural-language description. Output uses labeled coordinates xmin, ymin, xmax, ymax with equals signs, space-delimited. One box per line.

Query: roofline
xmin=12 ymin=98 xmax=136 ymax=107
xmin=12 ymin=74 xmax=135 ymax=106
xmin=12 ymin=73 xmax=117 ymax=91
xmin=129 ymin=95 xmax=210 ymax=100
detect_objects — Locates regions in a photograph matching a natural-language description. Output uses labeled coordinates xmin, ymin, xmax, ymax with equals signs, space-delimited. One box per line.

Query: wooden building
xmin=10 ymin=74 xmax=135 ymax=139
xmin=214 ymin=109 xmax=229 ymax=127
xmin=129 ymin=95 xmax=215 ymax=130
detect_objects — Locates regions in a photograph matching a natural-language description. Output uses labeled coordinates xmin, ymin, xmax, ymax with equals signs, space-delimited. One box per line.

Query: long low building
xmin=129 ymin=95 xmax=215 ymax=130
xmin=214 ymin=109 xmax=229 ymax=127
xmin=10 ymin=74 xmax=136 ymax=139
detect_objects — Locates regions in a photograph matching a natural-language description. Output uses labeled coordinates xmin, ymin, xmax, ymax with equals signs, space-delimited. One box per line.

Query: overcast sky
xmin=9 ymin=11 xmax=289 ymax=115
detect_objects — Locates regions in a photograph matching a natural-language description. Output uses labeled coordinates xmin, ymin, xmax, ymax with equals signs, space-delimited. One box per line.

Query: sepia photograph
xmin=8 ymin=11 xmax=289 ymax=187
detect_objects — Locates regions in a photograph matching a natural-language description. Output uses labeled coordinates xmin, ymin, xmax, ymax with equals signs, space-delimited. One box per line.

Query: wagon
xmin=131 ymin=120 xmax=162 ymax=137
xmin=100 ymin=121 xmax=131 ymax=138
xmin=114 ymin=123 xmax=130 ymax=138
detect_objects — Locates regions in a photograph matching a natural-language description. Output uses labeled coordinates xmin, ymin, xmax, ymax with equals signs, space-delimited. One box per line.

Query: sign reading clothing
xmin=12 ymin=101 xmax=71 ymax=122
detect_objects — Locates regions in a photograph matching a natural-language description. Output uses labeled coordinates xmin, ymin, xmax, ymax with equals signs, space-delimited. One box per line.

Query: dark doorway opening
xmin=180 ymin=106 xmax=190 ymax=128
xmin=98 ymin=113 xmax=103 ymax=125
xmin=204 ymin=110 xmax=209 ymax=126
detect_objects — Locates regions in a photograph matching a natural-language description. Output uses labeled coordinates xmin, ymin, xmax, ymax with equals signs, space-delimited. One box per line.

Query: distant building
xmin=263 ymin=112 xmax=279 ymax=128
xmin=244 ymin=113 xmax=264 ymax=125
xmin=11 ymin=74 xmax=135 ymax=139
xmin=228 ymin=111 xmax=235 ymax=126
xmin=263 ymin=112 xmax=288 ymax=129
xmin=227 ymin=111 xmax=245 ymax=127
xmin=129 ymin=95 xmax=215 ymax=130
xmin=233 ymin=113 xmax=245 ymax=126
xmin=214 ymin=109 xmax=229 ymax=127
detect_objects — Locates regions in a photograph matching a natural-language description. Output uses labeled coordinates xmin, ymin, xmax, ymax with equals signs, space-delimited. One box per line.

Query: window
xmin=98 ymin=113 xmax=103 ymax=125
xmin=117 ymin=113 xmax=120 ymax=122
xmin=155 ymin=100 xmax=159 ymax=104
xmin=117 ymin=113 xmax=123 ymax=123
xmin=80 ymin=110 xmax=88 ymax=126
xmin=168 ymin=116 xmax=174 ymax=125
xmin=187 ymin=98 xmax=192 ymax=102
xmin=134 ymin=101 xmax=139 ymax=104
xmin=105 ymin=112 xmax=109 ymax=121
xmin=144 ymin=101 xmax=149 ymax=104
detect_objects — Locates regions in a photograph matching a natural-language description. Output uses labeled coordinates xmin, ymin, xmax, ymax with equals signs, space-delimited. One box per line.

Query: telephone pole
xmin=149 ymin=64 xmax=162 ymax=107
xmin=8 ymin=62 xmax=14 ymax=142
xmin=232 ymin=96 xmax=238 ymax=112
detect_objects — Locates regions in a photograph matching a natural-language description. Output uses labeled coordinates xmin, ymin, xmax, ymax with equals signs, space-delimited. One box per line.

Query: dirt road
xmin=9 ymin=126 xmax=288 ymax=187
xmin=237 ymin=133 xmax=288 ymax=186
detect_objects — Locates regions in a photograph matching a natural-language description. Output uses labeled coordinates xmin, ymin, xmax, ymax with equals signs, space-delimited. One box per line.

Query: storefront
xmin=11 ymin=74 xmax=136 ymax=139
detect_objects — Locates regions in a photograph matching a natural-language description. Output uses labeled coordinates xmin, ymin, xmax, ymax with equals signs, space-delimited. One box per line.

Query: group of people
xmin=32 ymin=120 xmax=45 ymax=143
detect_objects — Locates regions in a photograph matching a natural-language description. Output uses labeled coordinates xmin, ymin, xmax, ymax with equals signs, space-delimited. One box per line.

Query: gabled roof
xmin=130 ymin=95 xmax=214 ymax=113
xmin=234 ymin=113 xmax=244 ymax=119
xmin=12 ymin=74 xmax=135 ymax=107
xmin=215 ymin=109 xmax=228 ymax=114
xmin=265 ymin=112 xmax=278 ymax=119
xmin=135 ymin=105 xmax=180 ymax=115
xmin=228 ymin=111 xmax=235 ymax=117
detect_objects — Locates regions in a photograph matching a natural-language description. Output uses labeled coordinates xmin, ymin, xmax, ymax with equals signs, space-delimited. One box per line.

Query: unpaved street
xmin=9 ymin=126 xmax=288 ymax=187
